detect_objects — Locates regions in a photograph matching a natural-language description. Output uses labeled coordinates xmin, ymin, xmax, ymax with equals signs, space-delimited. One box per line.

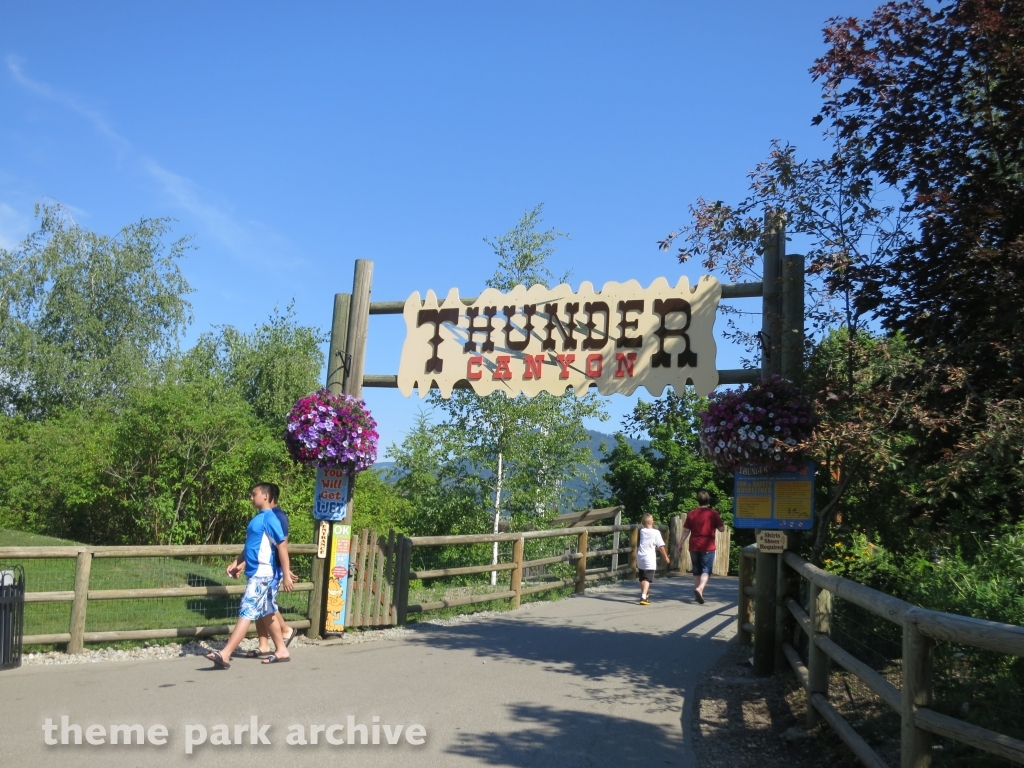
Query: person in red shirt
xmin=677 ymin=490 xmax=725 ymax=605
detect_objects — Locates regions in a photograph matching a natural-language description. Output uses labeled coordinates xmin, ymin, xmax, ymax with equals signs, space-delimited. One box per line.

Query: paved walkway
xmin=1 ymin=576 xmax=737 ymax=767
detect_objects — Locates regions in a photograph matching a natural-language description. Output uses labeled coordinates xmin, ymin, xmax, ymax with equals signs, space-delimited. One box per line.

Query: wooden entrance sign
xmin=397 ymin=277 xmax=723 ymax=398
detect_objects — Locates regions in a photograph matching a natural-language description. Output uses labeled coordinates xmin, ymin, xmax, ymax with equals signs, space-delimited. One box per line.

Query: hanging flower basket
xmin=699 ymin=375 xmax=814 ymax=474
xmin=284 ymin=389 xmax=378 ymax=471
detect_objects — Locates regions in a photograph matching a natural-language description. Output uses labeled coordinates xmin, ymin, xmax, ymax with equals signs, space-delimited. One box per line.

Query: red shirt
xmin=684 ymin=507 xmax=723 ymax=552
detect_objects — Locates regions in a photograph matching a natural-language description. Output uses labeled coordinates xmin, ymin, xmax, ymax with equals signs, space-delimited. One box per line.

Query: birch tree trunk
xmin=491 ymin=450 xmax=503 ymax=586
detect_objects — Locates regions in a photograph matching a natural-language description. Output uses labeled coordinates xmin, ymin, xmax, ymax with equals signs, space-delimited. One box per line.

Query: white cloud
xmin=5 ymin=55 xmax=292 ymax=263
xmin=7 ymin=55 xmax=127 ymax=150
xmin=0 ymin=202 xmax=31 ymax=250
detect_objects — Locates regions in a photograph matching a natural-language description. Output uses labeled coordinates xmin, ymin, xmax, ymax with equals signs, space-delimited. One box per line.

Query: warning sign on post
xmin=756 ymin=530 xmax=787 ymax=554
xmin=733 ymin=462 xmax=815 ymax=530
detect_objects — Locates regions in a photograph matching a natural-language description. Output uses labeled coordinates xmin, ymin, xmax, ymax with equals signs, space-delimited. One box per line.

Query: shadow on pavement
xmin=405 ymin=578 xmax=737 ymax=693
xmin=448 ymin=703 xmax=691 ymax=767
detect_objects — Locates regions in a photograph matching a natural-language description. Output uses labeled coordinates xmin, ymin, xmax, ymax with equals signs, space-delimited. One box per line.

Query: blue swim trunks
xmin=690 ymin=551 xmax=716 ymax=577
xmin=239 ymin=575 xmax=279 ymax=620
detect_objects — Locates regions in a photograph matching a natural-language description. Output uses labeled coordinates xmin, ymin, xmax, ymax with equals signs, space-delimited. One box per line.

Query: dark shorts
xmin=637 ymin=569 xmax=656 ymax=583
xmin=690 ymin=551 xmax=715 ymax=576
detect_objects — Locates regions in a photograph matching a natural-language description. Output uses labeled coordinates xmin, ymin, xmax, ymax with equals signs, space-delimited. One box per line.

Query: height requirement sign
xmin=397 ymin=277 xmax=723 ymax=398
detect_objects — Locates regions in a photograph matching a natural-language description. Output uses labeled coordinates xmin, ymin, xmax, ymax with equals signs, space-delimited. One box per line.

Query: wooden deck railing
xmin=738 ymin=543 xmax=1024 ymax=767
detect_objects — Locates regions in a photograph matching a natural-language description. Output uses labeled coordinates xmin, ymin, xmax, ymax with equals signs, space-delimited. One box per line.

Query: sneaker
xmin=639 ymin=598 xmax=650 ymax=605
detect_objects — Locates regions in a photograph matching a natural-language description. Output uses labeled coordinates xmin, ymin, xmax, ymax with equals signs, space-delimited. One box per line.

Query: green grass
xmin=0 ymin=528 xmax=309 ymax=644
xmin=0 ymin=529 xmax=78 ymax=547
xmin=405 ymin=583 xmax=581 ymax=623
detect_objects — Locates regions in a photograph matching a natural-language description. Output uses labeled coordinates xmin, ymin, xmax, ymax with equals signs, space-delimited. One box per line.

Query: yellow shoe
xmin=639 ymin=597 xmax=650 ymax=605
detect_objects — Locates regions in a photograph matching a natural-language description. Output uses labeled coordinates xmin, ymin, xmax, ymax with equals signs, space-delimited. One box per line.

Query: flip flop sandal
xmin=205 ymin=651 xmax=231 ymax=669
xmin=284 ymin=630 xmax=297 ymax=648
xmin=262 ymin=654 xmax=291 ymax=664
xmin=244 ymin=649 xmax=271 ymax=658
xmin=694 ymin=590 xmax=705 ymax=605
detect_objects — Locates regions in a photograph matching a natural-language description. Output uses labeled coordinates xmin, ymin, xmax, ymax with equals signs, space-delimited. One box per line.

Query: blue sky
xmin=0 ymin=1 xmax=880 ymax=449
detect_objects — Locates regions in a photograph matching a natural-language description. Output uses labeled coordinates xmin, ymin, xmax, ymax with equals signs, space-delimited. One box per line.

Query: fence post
xmin=611 ymin=509 xmax=622 ymax=574
xmin=901 ymin=621 xmax=934 ymax=768
xmin=753 ymin=540 xmax=777 ymax=676
xmin=575 ymin=531 xmax=588 ymax=593
xmin=510 ymin=535 xmax=524 ymax=609
xmin=738 ymin=549 xmax=754 ymax=646
xmin=396 ymin=536 xmax=412 ymax=625
xmin=669 ymin=515 xmax=684 ymax=572
xmin=774 ymin=532 xmax=800 ymax=672
xmin=807 ymin=582 xmax=832 ymax=727
xmin=385 ymin=529 xmax=396 ymax=625
xmin=628 ymin=527 xmax=638 ymax=576
xmin=68 ymin=549 xmax=93 ymax=654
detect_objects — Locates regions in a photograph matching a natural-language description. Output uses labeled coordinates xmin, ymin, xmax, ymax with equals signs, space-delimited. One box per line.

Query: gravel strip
xmin=691 ymin=639 xmax=874 ymax=768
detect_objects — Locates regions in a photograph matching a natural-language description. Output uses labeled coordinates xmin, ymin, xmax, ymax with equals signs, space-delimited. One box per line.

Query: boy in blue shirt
xmin=206 ymin=483 xmax=294 ymax=668
xmin=229 ymin=484 xmax=297 ymax=659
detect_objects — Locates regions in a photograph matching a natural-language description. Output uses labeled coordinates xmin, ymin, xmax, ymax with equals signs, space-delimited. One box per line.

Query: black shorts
xmin=638 ymin=569 xmax=656 ymax=582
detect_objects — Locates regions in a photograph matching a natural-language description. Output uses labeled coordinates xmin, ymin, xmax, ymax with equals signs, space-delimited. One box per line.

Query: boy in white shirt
xmin=636 ymin=513 xmax=669 ymax=605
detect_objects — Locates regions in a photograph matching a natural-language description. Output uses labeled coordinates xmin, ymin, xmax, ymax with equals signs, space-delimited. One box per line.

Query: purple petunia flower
xmin=698 ymin=375 xmax=814 ymax=473
xmin=284 ymin=389 xmax=379 ymax=471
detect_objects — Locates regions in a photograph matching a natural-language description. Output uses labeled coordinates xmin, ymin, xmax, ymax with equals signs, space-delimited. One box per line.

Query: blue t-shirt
xmin=243 ymin=507 xmax=289 ymax=579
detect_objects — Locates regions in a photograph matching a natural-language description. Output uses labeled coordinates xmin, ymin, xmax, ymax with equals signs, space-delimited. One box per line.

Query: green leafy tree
xmin=0 ymin=298 xmax=325 ymax=545
xmin=103 ymin=367 xmax=285 ymax=544
xmin=350 ymin=469 xmax=413 ymax=535
xmin=386 ymin=412 xmax=476 ymax=537
xmin=0 ymin=408 xmax=115 ymax=539
xmin=187 ymin=302 xmax=325 ymax=432
xmin=603 ymin=390 xmax=729 ymax=525
xmin=0 ymin=204 xmax=193 ymax=418
xmin=810 ymin=0 xmax=1024 ymax=542
xmin=815 ymin=0 xmax=1024 ymax=385
xmin=484 ymin=203 xmax=570 ymax=289
xmin=659 ymin=131 xmax=920 ymax=561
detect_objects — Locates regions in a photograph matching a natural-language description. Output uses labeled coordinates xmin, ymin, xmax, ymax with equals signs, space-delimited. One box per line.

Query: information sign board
xmin=733 ymin=462 xmax=815 ymax=530
xmin=756 ymin=530 xmax=787 ymax=554
xmin=315 ymin=520 xmax=330 ymax=559
xmin=313 ymin=468 xmax=349 ymax=521
xmin=325 ymin=523 xmax=352 ymax=633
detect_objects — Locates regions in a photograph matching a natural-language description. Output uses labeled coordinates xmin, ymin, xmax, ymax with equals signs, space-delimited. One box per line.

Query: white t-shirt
xmin=637 ymin=527 xmax=665 ymax=571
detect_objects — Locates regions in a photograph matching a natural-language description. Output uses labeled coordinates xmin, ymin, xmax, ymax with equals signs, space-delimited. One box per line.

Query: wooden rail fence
xmin=0 ymin=515 xmax=722 ymax=655
xmin=738 ymin=543 xmax=1024 ymax=768
xmin=0 ymin=543 xmax=320 ymax=652
xmin=397 ymin=523 xmax=642 ymax=621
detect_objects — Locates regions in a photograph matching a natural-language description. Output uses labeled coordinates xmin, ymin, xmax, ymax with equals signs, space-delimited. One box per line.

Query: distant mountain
xmin=582 ymin=429 xmax=648 ymax=463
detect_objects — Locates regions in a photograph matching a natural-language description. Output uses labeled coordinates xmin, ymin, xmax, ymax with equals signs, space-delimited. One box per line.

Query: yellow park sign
xmin=396 ymin=276 xmax=722 ymax=398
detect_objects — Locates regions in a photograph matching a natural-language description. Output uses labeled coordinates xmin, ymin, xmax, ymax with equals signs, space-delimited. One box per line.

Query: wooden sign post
xmin=750 ymin=213 xmax=807 ymax=677
xmin=306 ymin=261 xmax=373 ymax=638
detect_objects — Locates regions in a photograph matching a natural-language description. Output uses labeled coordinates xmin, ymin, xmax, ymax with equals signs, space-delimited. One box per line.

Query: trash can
xmin=0 ymin=564 xmax=25 ymax=670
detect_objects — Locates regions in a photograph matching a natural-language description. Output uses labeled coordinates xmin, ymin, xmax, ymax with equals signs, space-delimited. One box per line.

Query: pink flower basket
xmin=699 ymin=376 xmax=814 ymax=473
xmin=284 ymin=389 xmax=379 ymax=471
